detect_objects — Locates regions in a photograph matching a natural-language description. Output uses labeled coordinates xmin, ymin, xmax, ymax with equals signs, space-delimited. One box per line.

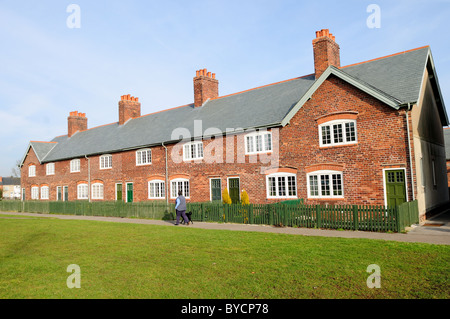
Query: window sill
xmin=319 ymin=143 xmax=358 ymax=150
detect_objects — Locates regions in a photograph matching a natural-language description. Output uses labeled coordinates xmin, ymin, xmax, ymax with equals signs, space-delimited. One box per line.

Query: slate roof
xmin=22 ymin=46 xmax=447 ymax=164
xmin=1 ymin=177 xmax=21 ymax=186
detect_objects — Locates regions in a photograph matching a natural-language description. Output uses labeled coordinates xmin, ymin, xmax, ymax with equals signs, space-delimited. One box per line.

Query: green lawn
xmin=0 ymin=215 xmax=448 ymax=299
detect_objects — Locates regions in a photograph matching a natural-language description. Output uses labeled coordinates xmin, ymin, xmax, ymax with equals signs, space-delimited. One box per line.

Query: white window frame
xmin=307 ymin=170 xmax=344 ymax=199
xmin=100 ymin=155 xmax=112 ymax=170
xmin=245 ymin=131 xmax=272 ymax=155
xmin=209 ymin=178 xmax=222 ymax=202
xmin=77 ymin=183 xmax=89 ymax=200
xmin=136 ymin=149 xmax=152 ymax=166
xmin=29 ymin=165 xmax=36 ymax=177
xmin=148 ymin=180 xmax=165 ymax=199
xmin=183 ymin=141 xmax=203 ymax=161
xmin=266 ymin=173 xmax=297 ymax=199
xmin=31 ymin=186 xmax=39 ymax=200
xmin=91 ymin=183 xmax=104 ymax=200
xmin=319 ymin=119 xmax=357 ymax=147
xmin=40 ymin=186 xmax=49 ymax=200
xmin=70 ymin=159 xmax=81 ymax=173
xmin=46 ymin=163 xmax=55 ymax=176
xmin=170 ymin=178 xmax=190 ymax=199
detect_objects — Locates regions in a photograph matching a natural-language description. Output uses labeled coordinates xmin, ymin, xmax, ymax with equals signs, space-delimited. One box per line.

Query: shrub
xmin=222 ymin=189 xmax=232 ymax=205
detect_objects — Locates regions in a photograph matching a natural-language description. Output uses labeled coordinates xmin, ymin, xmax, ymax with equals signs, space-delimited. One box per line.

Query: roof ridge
xmin=212 ymin=73 xmax=315 ymax=101
xmin=341 ymin=45 xmax=429 ymax=69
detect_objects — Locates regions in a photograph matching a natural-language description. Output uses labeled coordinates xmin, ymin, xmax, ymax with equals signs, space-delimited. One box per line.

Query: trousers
xmin=176 ymin=209 xmax=189 ymax=225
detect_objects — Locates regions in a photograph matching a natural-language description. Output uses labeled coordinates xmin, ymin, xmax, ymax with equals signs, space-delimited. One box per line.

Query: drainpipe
xmin=85 ymin=155 xmax=91 ymax=202
xmin=405 ymin=103 xmax=415 ymax=201
xmin=162 ymin=142 xmax=169 ymax=206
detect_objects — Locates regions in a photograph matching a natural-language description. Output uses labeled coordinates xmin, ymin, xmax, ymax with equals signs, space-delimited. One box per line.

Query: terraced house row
xmin=20 ymin=29 xmax=449 ymax=222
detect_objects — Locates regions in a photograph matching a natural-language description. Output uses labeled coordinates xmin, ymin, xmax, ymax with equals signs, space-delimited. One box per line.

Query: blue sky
xmin=1 ymin=0 xmax=450 ymax=177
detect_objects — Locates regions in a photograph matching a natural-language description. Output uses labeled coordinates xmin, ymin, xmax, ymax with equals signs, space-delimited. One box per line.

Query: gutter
xmin=85 ymin=155 xmax=91 ymax=202
xmin=162 ymin=142 xmax=169 ymax=206
xmin=405 ymin=103 xmax=415 ymax=201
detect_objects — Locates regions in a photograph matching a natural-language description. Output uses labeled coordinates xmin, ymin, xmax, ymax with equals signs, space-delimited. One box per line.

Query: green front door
xmin=126 ymin=183 xmax=133 ymax=203
xmin=229 ymin=178 xmax=240 ymax=204
xmin=211 ymin=179 xmax=222 ymax=201
xmin=385 ymin=170 xmax=406 ymax=207
xmin=116 ymin=183 xmax=123 ymax=201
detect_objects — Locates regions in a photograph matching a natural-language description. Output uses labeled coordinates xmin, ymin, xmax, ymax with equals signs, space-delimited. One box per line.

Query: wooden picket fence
xmin=187 ymin=201 xmax=419 ymax=232
xmin=0 ymin=199 xmax=419 ymax=233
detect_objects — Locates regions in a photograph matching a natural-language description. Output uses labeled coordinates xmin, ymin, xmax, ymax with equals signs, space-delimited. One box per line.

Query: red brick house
xmin=20 ymin=29 xmax=449 ymax=222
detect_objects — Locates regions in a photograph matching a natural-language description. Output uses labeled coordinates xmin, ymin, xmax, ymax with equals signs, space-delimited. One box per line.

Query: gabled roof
xmin=21 ymin=45 xmax=448 ymax=164
xmin=20 ymin=141 xmax=57 ymax=166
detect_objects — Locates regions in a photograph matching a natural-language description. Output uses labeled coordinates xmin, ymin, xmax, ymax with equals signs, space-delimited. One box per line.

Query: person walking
xmin=175 ymin=190 xmax=189 ymax=225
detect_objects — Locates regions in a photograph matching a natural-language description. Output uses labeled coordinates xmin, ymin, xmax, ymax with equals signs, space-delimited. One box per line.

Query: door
xmin=228 ymin=178 xmax=240 ymax=204
xmin=385 ymin=170 xmax=406 ymax=207
xmin=63 ymin=186 xmax=69 ymax=202
xmin=57 ymin=186 xmax=62 ymax=201
xmin=126 ymin=183 xmax=133 ymax=203
xmin=116 ymin=183 xmax=123 ymax=201
xmin=210 ymin=178 xmax=221 ymax=201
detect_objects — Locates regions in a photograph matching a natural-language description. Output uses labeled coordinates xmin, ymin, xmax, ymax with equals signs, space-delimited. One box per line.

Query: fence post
xmin=316 ymin=205 xmax=321 ymax=228
xmin=352 ymin=205 xmax=359 ymax=231
xmin=395 ymin=205 xmax=402 ymax=232
xmin=249 ymin=204 xmax=253 ymax=225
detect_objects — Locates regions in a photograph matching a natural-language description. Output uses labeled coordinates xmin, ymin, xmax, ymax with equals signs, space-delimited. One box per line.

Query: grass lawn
xmin=0 ymin=215 xmax=448 ymax=299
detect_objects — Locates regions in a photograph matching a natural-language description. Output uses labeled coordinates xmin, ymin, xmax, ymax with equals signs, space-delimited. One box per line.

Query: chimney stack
xmin=119 ymin=94 xmax=141 ymax=125
xmin=194 ymin=68 xmax=218 ymax=107
xmin=68 ymin=111 xmax=88 ymax=137
xmin=312 ymin=29 xmax=340 ymax=78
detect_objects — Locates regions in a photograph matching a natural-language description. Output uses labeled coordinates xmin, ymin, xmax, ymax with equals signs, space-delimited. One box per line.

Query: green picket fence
xmin=0 ymin=199 xmax=419 ymax=233
xmin=188 ymin=201 xmax=418 ymax=232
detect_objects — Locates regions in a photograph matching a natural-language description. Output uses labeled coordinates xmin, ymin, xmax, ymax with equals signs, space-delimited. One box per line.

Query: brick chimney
xmin=194 ymin=68 xmax=218 ymax=107
xmin=68 ymin=111 xmax=88 ymax=137
xmin=313 ymin=29 xmax=340 ymax=78
xmin=119 ymin=94 xmax=141 ymax=125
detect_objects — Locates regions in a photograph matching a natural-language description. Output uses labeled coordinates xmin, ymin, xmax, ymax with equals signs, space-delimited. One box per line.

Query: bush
xmin=222 ymin=189 xmax=232 ymax=205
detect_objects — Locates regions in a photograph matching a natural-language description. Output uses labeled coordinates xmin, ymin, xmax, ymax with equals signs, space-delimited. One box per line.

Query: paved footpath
xmin=1 ymin=209 xmax=449 ymax=246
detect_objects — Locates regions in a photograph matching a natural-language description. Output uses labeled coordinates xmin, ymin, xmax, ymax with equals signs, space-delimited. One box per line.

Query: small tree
xmin=222 ymin=189 xmax=232 ymax=205
xmin=241 ymin=189 xmax=249 ymax=205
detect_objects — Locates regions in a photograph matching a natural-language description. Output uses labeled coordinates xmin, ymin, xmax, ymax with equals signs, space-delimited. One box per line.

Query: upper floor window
xmin=100 ymin=155 xmax=112 ymax=169
xmin=70 ymin=159 xmax=81 ymax=173
xmin=307 ymin=170 xmax=344 ymax=199
xmin=46 ymin=163 xmax=55 ymax=175
xmin=266 ymin=173 xmax=297 ymax=199
xmin=246 ymin=131 xmax=272 ymax=154
xmin=183 ymin=142 xmax=203 ymax=161
xmin=28 ymin=165 xmax=36 ymax=177
xmin=136 ymin=149 xmax=152 ymax=166
xmin=319 ymin=119 xmax=357 ymax=147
